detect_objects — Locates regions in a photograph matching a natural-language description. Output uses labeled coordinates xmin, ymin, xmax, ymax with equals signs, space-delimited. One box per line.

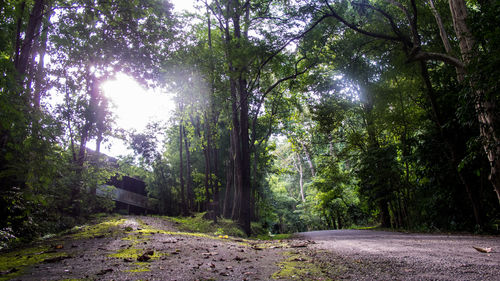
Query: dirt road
xmin=296 ymin=229 xmax=500 ymax=280
xmin=4 ymin=216 xmax=286 ymax=281
xmin=2 ymin=217 xmax=499 ymax=281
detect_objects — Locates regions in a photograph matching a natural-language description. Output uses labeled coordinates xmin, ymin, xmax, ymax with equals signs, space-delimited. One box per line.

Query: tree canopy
xmin=1 ymin=0 xmax=499 ymax=247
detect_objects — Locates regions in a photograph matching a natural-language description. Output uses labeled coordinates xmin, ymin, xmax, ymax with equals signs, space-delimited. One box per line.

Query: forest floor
xmin=0 ymin=215 xmax=499 ymax=281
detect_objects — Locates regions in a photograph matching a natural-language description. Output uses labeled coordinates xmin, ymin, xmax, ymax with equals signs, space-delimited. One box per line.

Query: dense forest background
xmin=1 ymin=0 xmax=499 ymax=247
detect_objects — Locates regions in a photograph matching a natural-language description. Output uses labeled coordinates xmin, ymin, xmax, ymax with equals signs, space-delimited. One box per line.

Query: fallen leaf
xmin=472 ymin=246 xmax=492 ymax=253
xmin=137 ymin=251 xmax=153 ymax=262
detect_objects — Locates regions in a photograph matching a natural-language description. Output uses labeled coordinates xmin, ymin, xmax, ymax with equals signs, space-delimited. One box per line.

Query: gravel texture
xmin=295 ymin=229 xmax=500 ymax=280
xmin=5 ymin=217 xmax=499 ymax=281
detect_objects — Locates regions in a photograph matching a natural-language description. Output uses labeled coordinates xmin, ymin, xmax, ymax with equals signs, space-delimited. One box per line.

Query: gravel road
xmin=4 ymin=217 xmax=499 ymax=281
xmin=295 ymin=229 xmax=500 ymax=280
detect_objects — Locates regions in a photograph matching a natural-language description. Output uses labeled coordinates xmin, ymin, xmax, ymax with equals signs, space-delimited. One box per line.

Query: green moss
xmin=254 ymin=233 xmax=292 ymax=240
xmin=125 ymin=262 xmax=150 ymax=273
xmin=272 ymin=252 xmax=331 ymax=281
xmin=108 ymin=247 xmax=142 ymax=259
xmin=135 ymin=228 xmax=217 ymax=239
xmin=108 ymin=247 xmax=164 ymax=259
xmin=352 ymin=224 xmax=380 ymax=230
xmin=0 ymin=245 xmax=68 ymax=281
xmin=162 ymin=213 xmax=246 ymax=237
xmin=70 ymin=218 xmax=127 ymax=239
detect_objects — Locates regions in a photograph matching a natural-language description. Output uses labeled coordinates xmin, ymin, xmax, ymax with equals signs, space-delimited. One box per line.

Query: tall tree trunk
xmin=449 ymin=0 xmax=500 ymax=203
xmin=14 ymin=1 xmax=26 ymax=68
xmin=78 ymin=73 xmax=99 ymax=166
xmin=251 ymin=147 xmax=258 ymax=220
xmin=203 ymin=146 xmax=211 ymax=210
xmin=206 ymin=8 xmax=219 ymax=221
xmin=428 ymin=0 xmax=466 ymax=81
xmin=184 ymin=128 xmax=194 ymax=211
xmin=230 ymin=93 xmax=242 ymax=221
xmin=33 ymin=8 xmax=50 ymax=111
xmin=179 ymin=123 xmax=187 ymax=215
xmin=15 ymin=0 xmax=45 ymax=77
xmin=300 ymin=142 xmax=315 ymax=177
xmin=237 ymin=77 xmax=252 ymax=235
xmin=223 ymin=156 xmax=234 ymax=218
xmin=230 ymin=0 xmax=252 ymax=236
xmin=293 ymin=153 xmax=305 ymax=202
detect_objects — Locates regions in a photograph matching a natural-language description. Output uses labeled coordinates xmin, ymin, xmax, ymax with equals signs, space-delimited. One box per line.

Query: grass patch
xmin=272 ymin=251 xmax=331 ymax=281
xmin=0 ymin=245 xmax=69 ymax=281
xmin=254 ymin=233 xmax=292 ymax=240
xmin=125 ymin=265 xmax=150 ymax=273
xmin=163 ymin=213 xmax=246 ymax=237
xmin=69 ymin=218 xmax=127 ymax=239
xmin=108 ymin=247 xmax=164 ymax=260
xmin=352 ymin=225 xmax=380 ymax=230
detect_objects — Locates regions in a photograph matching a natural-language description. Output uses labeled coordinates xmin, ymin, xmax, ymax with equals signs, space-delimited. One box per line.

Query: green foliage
xmin=166 ymin=212 xmax=246 ymax=237
xmin=2 ymin=0 xmax=499 ymax=249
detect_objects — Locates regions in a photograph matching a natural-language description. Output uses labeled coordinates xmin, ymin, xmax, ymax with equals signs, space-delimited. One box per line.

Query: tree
xmin=307 ymin=0 xmax=500 ymax=205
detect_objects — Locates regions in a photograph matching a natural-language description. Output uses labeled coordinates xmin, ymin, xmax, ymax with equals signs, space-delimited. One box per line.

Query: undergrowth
xmin=164 ymin=212 xmax=246 ymax=237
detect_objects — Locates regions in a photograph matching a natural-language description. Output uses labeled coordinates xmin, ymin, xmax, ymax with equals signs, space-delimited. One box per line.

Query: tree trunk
xmin=300 ymin=142 xmax=315 ymax=177
xmin=15 ymin=0 xmax=45 ymax=77
xmin=428 ymin=0 xmax=465 ymax=81
xmin=230 ymin=110 xmax=242 ymax=221
xmin=223 ymin=157 xmax=234 ymax=218
xmin=379 ymin=200 xmax=391 ymax=228
xmin=293 ymin=153 xmax=305 ymax=202
xmin=237 ymin=76 xmax=252 ymax=235
xmin=203 ymin=146 xmax=211 ymax=211
xmin=449 ymin=0 xmax=500 ymax=203
xmin=179 ymin=123 xmax=187 ymax=215
xmin=33 ymin=8 xmax=50 ymax=110
xmin=183 ymin=128 xmax=194 ymax=211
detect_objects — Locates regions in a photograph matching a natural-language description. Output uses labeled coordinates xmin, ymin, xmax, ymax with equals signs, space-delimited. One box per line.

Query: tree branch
xmin=408 ymin=50 xmax=465 ymax=69
xmin=323 ymin=0 xmax=402 ymax=42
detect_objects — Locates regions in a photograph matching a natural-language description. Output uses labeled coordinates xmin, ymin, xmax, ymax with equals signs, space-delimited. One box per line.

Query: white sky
xmin=172 ymin=0 xmax=197 ymax=13
xmin=95 ymin=0 xmax=198 ymax=157
xmin=97 ymin=73 xmax=175 ymax=157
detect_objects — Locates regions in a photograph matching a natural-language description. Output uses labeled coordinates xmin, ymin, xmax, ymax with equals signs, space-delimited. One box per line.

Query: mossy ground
xmin=0 ymin=245 xmax=69 ymax=281
xmin=69 ymin=218 xmax=127 ymax=239
xmin=165 ymin=212 xmax=246 ymax=237
xmin=1 ymin=215 xmax=291 ymax=280
xmin=272 ymin=251 xmax=332 ymax=281
xmin=254 ymin=233 xmax=292 ymax=240
xmin=0 ymin=216 xmax=126 ymax=281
